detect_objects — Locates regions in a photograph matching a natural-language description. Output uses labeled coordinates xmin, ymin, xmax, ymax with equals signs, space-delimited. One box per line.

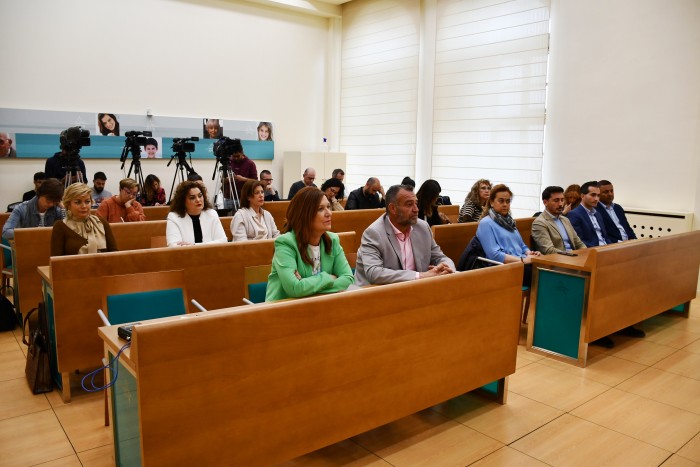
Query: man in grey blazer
xmin=532 ymin=186 xmax=586 ymax=254
xmin=355 ymin=184 xmax=455 ymax=286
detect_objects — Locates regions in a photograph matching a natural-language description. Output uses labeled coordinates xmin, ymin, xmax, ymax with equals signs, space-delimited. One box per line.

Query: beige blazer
xmin=531 ymin=209 xmax=586 ymax=254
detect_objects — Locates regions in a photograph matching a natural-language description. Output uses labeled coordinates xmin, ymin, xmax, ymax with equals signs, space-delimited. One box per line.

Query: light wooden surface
xmin=47 ymin=232 xmax=356 ymax=392
xmin=585 ymin=232 xmax=700 ymax=341
xmin=13 ymin=216 xmax=235 ymax=314
xmin=123 ymin=263 xmax=524 ymax=465
xmin=141 ymin=206 xmax=170 ymax=221
xmin=329 ymin=208 xmax=384 ymax=251
xmin=0 ymin=212 xmax=10 ymax=235
xmin=264 ymin=200 xmax=290 ymax=229
xmin=531 ymin=248 xmax=594 ymax=272
xmin=531 ymin=231 xmax=700 ymax=344
xmin=438 ymin=204 xmax=460 ymax=223
xmin=37 ymin=265 xmax=50 ymax=283
xmin=13 ymin=227 xmax=51 ymax=315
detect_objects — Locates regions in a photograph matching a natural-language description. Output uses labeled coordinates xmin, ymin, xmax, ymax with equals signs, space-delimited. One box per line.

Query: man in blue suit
xmin=597 ymin=180 xmax=637 ymax=242
xmin=568 ymin=181 xmax=645 ymax=347
xmin=567 ymin=181 xmax=615 ymax=248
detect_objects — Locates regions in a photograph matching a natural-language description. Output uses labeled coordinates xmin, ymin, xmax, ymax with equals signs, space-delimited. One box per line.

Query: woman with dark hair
xmin=563 ymin=184 xmax=581 ymax=215
xmin=458 ymin=179 xmax=491 ymax=223
xmin=97 ymin=113 xmax=120 ymax=136
xmin=257 ymin=122 xmax=273 ymax=141
xmin=416 ymin=179 xmax=449 ymax=227
xmin=166 ymin=181 xmax=227 ymax=247
xmin=141 ymin=174 xmax=166 ymax=206
xmin=51 ymin=183 xmax=118 ymax=256
xmin=476 ymin=184 xmax=540 ymax=285
xmin=265 ymin=187 xmax=354 ymax=301
xmin=320 ymin=177 xmax=345 ymax=212
xmin=230 ymin=180 xmax=280 ymax=242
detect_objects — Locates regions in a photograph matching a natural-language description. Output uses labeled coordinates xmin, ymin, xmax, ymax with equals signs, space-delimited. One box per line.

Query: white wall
xmin=543 ymin=0 xmax=700 ymax=220
xmin=0 ymin=0 xmax=330 ymax=209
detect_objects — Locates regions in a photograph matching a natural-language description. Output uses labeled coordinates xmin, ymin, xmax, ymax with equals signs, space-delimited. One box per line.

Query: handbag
xmin=22 ymin=304 xmax=53 ymax=394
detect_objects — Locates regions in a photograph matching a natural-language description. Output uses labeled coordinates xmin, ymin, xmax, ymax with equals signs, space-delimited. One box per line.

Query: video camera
xmin=172 ymin=137 xmax=199 ymax=153
xmin=120 ymin=131 xmax=153 ymax=163
xmin=213 ymin=137 xmax=242 ymax=160
xmin=59 ymin=126 xmax=91 ymax=154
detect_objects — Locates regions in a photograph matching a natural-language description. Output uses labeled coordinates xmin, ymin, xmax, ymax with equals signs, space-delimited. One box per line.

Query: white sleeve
xmin=230 ymin=211 xmax=248 ymax=242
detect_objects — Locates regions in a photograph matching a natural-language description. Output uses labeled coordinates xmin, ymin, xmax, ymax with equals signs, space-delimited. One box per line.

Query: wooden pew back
xmin=438 ymin=204 xmax=460 ymax=223
xmin=585 ymin=231 xmax=700 ymax=342
xmin=0 ymin=212 xmax=10 ymax=235
xmin=13 ymin=227 xmax=52 ymax=314
xmin=13 ymin=207 xmax=364 ymax=314
xmin=432 ymin=223 xmax=478 ymax=265
xmin=141 ymin=206 xmax=171 ymax=221
xmin=14 ymin=221 xmax=176 ymax=314
xmin=131 ymin=263 xmax=524 ymax=465
xmin=432 ymin=217 xmax=536 ymax=266
xmin=330 ymin=209 xmax=384 ymax=252
xmin=264 ymin=200 xmax=290 ymax=229
xmin=49 ymin=232 xmax=356 ymax=374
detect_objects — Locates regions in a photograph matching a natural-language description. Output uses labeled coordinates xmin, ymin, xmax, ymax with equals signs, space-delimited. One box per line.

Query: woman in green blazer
xmin=265 ymin=187 xmax=354 ymax=301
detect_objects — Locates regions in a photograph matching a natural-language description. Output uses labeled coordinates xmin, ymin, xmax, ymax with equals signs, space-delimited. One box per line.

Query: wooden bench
xmin=13 ymin=206 xmax=380 ymax=317
xmin=0 ymin=212 xmax=10 ymax=234
xmin=438 ymin=204 xmax=460 ymax=223
xmin=528 ymin=231 xmax=700 ymax=365
xmin=102 ymin=262 xmax=524 ymax=465
xmin=141 ymin=205 xmax=171 ymax=221
xmin=330 ymin=208 xmax=384 ymax=252
xmin=44 ymin=232 xmax=356 ymax=402
xmin=264 ymin=200 xmax=290 ymax=229
xmin=432 ymin=217 xmax=535 ymax=265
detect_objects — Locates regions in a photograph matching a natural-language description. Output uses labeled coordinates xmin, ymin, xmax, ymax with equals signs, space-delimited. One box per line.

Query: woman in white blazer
xmin=230 ymin=180 xmax=280 ymax=242
xmin=166 ymin=181 xmax=227 ymax=247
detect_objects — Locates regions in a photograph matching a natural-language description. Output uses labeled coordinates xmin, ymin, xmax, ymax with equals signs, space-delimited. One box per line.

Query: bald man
xmin=346 ymin=177 xmax=385 ymax=210
xmin=0 ymin=132 xmax=17 ymax=158
xmin=287 ymin=168 xmax=317 ymax=200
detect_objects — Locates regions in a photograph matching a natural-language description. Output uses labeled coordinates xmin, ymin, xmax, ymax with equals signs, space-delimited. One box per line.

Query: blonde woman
xmin=51 ymin=183 xmax=118 ymax=256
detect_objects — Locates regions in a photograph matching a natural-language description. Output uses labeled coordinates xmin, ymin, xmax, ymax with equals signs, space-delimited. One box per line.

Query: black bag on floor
xmin=22 ymin=304 xmax=53 ymax=394
xmin=0 ymin=292 xmax=17 ymax=331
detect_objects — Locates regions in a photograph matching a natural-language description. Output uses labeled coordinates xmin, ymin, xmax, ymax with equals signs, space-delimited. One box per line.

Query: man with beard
xmin=531 ymin=186 xmax=586 ymax=255
xmin=354 ymin=184 xmax=454 ymax=286
xmin=90 ymin=172 xmax=112 ymax=206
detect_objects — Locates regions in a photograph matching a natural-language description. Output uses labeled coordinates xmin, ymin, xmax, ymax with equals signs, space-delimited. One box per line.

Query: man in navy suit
xmin=597 ymin=180 xmax=637 ymax=242
xmin=567 ymin=181 xmax=645 ymax=346
xmin=567 ymin=181 xmax=615 ymax=248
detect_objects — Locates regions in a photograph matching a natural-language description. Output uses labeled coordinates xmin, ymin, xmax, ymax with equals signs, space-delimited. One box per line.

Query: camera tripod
xmin=120 ymin=145 xmax=145 ymax=195
xmin=61 ymin=151 xmax=85 ymax=188
xmin=167 ymin=151 xmax=195 ymax=204
xmin=212 ymin=156 xmax=239 ymax=213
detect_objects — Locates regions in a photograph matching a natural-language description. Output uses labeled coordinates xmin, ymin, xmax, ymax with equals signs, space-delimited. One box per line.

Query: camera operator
xmin=45 ymin=128 xmax=89 ymax=184
xmin=228 ymin=139 xmax=257 ymax=196
xmin=45 ymin=148 xmax=88 ymax=184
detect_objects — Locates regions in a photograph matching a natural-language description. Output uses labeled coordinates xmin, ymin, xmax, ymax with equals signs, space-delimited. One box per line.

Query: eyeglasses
xmin=261 ymin=178 xmax=273 ymax=182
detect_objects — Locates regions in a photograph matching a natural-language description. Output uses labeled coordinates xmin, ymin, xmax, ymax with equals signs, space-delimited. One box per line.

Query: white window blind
xmin=340 ymin=0 xmax=420 ymax=189
xmin=432 ymin=0 xmax=550 ymax=217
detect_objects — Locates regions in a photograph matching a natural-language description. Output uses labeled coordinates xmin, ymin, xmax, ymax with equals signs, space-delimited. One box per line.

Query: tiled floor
xmin=1 ymin=298 xmax=699 ymax=466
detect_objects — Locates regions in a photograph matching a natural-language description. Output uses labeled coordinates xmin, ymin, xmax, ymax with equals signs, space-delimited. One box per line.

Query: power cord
xmin=80 ymin=341 xmax=131 ymax=392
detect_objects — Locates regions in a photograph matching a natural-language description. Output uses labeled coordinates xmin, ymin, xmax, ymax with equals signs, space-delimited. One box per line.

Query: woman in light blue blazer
xmin=265 ymin=187 xmax=354 ymax=301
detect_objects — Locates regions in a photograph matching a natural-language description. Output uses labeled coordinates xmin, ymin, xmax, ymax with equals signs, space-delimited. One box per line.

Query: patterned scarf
xmin=488 ymin=207 xmax=516 ymax=232
xmin=64 ymin=214 xmax=107 ymax=254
